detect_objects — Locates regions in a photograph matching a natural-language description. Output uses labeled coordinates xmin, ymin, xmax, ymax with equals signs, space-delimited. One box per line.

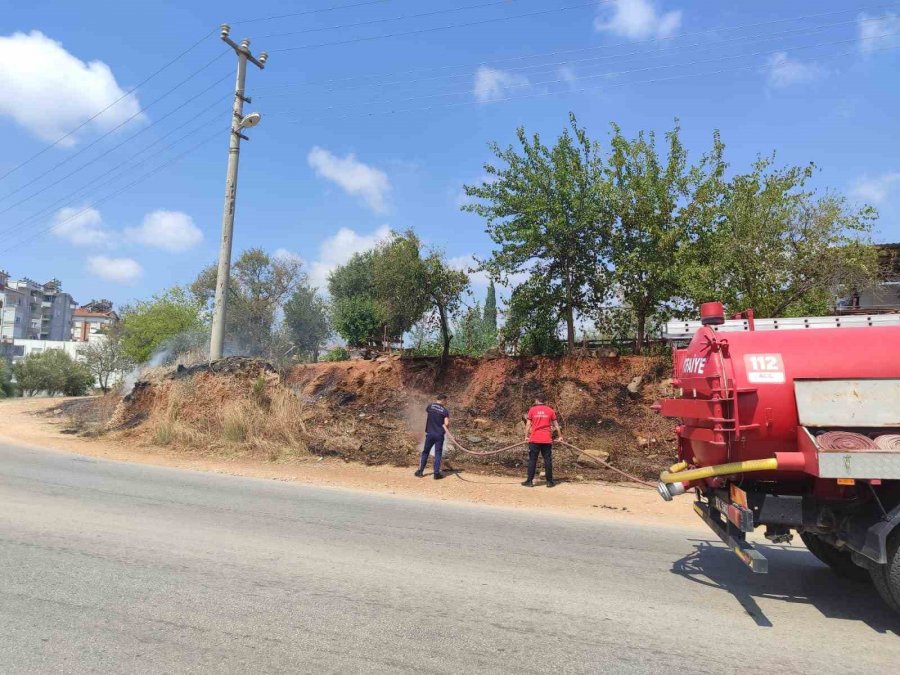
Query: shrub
xmin=321 ymin=347 xmax=350 ymax=362
xmin=12 ymin=349 xmax=94 ymax=396
xmin=0 ymin=359 xmax=16 ymax=397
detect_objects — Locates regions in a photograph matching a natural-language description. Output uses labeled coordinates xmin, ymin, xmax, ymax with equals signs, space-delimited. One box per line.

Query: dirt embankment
xmin=72 ymin=353 xmax=676 ymax=484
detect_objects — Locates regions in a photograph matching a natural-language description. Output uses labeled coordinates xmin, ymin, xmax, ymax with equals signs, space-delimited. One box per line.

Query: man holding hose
xmin=523 ymin=393 xmax=561 ymax=488
xmin=415 ymin=394 xmax=450 ymax=480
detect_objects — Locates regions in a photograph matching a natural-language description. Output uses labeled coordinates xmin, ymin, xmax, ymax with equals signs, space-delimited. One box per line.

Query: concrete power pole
xmin=209 ymin=24 xmax=267 ymax=361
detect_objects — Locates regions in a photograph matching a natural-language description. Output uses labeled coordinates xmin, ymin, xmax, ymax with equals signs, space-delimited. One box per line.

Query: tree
xmin=605 ymin=121 xmax=725 ymax=352
xmin=191 ymin=248 xmax=304 ymax=356
xmin=328 ymin=232 xmax=469 ymax=361
xmin=329 ymin=251 xmax=387 ymax=347
xmin=283 ymin=284 xmax=331 ymax=362
xmin=421 ymin=251 xmax=469 ymax=363
xmin=372 ymin=231 xmax=430 ymax=340
xmin=686 ymin=156 xmax=878 ymax=317
xmin=501 ymin=280 xmax=564 ymax=356
xmin=464 ymin=113 xmax=610 ymax=350
xmin=119 ymin=287 xmax=204 ymax=364
xmin=12 ymin=350 xmax=94 ymax=397
xmin=79 ymin=335 xmax=132 ymax=393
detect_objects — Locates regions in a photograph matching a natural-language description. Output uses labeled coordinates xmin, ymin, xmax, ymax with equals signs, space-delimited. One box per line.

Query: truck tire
xmin=799 ymin=532 xmax=869 ymax=583
xmin=869 ymin=532 xmax=900 ymax=613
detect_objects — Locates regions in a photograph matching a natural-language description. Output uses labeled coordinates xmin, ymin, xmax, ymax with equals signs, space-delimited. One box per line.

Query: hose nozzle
xmin=657 ymin=481 xmax=687 ymax=502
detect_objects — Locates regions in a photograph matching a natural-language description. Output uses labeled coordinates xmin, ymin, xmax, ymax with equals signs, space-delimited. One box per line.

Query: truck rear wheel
xmin=799 ymin=532 xmax=869 ymax=583
xmin=869 ymin=532 xmax=900 ymax=613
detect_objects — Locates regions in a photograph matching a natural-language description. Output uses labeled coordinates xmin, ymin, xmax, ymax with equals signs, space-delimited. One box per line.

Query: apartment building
xmin=72 ymin=299 xmax=119 ymax=342
xmin=0 ymin=274 xmax=76 ymax=341
xmin=0 ymin=270 xmax=32 ymax=340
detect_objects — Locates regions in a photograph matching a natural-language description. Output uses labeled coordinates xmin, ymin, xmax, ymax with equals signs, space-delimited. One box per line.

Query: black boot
xmin=546 ymin=480 xmax=557 ymax=488
xmin=434 ymin=473 xmax=445 ymax=480
xmin=521 ymin=480 xmax=534 ymax=487
xmin=414 ymin=470 xmax=423 ymax=477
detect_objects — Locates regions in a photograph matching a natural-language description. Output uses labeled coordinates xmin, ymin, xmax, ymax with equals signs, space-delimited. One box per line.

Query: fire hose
xmin=445 ymin=430 xmax=655 ymax=488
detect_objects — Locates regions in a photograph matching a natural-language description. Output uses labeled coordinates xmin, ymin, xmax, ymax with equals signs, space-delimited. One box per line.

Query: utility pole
xmin=209 ymin=24 xmax=267 ymax=361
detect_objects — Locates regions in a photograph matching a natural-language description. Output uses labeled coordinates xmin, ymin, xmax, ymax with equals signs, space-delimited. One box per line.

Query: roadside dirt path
xmin=0 ymin=397 xmax=698 ymax=528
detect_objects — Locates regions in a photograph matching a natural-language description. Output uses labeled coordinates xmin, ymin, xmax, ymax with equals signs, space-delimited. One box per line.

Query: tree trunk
xmin=564 ymin=269 xmax=575 ymax=352
xmin=438 ymin=302 xmax=451 ymax=366
xmin=635 ymin=312 xmax=646 ymax=356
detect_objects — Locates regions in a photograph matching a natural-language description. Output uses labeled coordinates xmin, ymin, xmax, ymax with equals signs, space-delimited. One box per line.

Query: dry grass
xmin=137 ymin=373 xmax=314 ymax=462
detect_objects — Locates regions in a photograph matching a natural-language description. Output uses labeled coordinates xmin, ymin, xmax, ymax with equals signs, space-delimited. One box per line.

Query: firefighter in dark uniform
xmin=415 ymin=394 xmax=450 ymax=480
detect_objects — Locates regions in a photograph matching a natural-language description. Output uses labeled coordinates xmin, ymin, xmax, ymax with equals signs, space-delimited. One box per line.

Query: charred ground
xmin=63 ymin=354 xmax=677 ymax=483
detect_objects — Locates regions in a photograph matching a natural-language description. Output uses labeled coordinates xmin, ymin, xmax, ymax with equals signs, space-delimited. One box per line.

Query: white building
xmin=0 ymin=274 xmax=76 ymax=341
xmin=0 ymin=270 xmax=33 ymax=340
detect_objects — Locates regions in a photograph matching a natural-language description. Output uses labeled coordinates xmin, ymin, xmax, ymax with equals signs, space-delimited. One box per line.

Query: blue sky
xmin=1 ymin=0 xmax=899 ymax=309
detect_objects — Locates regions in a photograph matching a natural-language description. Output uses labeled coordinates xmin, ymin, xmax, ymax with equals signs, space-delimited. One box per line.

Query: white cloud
xmin=125 ymin=210 xmax=202 ymax=252
xmin=273 ymin=248 xmax=305 ymax=265
xmin=557 ymin=66 xmax=579 ymax=90
xmin=308 ymin=225 xmax=392 ymax=290
xmin=51 ymin=206 xmax=110 ymax=246
xmin=850 ymin=172 xmax=900 ymax=204
xmin=594 ymin=0 xmax=682 ymax=40
xmin=0 ymin=31 xmax=143 ymax=145
xmin=86 ymin=256 xmax=142 ymax=284
xmin=473 ymin=66 xmax=530 ymax=102
xmin=307 ymin=147 xmax=391 ymax=213
xmin=765 ymin=52 xmax=825 ymax=88
xmin=858 ymin=13 xmax=900 ymax=54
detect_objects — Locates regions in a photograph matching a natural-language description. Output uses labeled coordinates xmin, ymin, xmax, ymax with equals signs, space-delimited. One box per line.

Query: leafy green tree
xmin=453 ymin=302 xmax=497 ymax=356
xmin=686 ymin=156 xmax=878 ymax=317
xmin=283 ymin=284 xmax=331 ymax=362
xmin=501 ymin=281 xmax=565 ymax=356
xmin=12 ymin=350 xmax=94 ymax=396
xmin=373 ymin=231 xmax=430 ymax=339
xmin=329 ymin=232 xmax=469 ymax=361
xmin=421 ymin=250 xmax=469 ymax=363
xmin=119 ymin=287 xmax=203 ymax=364
xmin=329 ymin=252 xmax=387 ymax=347
xmin=191 ymin=248 xmax=304 ymax=355
xmin=605 ymin=121 xmax=725 ymax=352
xmin=464 ymin=113 xmax=610 ymax=350
xmin=78 ymin=334 xmax=132 ymax=393
xmin=331 ymin=296 xmax=384 ymax=348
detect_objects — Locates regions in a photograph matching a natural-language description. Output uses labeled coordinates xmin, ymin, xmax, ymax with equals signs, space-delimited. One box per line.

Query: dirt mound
xmin=90 ymin=354 xmax=675 ymax=482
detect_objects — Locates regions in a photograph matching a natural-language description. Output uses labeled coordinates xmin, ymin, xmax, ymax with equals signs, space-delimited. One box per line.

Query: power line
xmin=269 ymin=30 xmax=896 ymax=114
xmin=258 ymin=4 xmax=897 ymax=88
xmin=0 ymin=129 xmax=224 ymax=254
xmin=269 ymin=1 xmax=598 ymax=52
xmin=0 ymin=27 xmax=220 ymax=184
xmin=268 ymin=37 xmax=900 ymax=124
xmin=0 ymin=103 xmax=228 ymax=239
xmin=260 ymin=0 xmax=523 ymax=39
xmin=232 ymin=0 xmax=395 ymax=24
xmin=0 ymin=63 xmax=232 ymax=209
xmin=257 ymin=14 xmax=875 ymax=100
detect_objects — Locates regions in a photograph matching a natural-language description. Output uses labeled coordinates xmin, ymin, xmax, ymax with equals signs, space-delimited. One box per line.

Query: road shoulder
xmin=0 ymin=397 xmax=698 ymax=528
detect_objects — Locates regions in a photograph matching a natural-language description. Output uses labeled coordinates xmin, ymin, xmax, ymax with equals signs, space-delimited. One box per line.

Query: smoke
xmin=119 ymin=329 xmax=209 ymax=395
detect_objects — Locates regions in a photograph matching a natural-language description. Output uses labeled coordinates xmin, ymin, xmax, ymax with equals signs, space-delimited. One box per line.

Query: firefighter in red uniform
xmin=522 ymin=394 xmax=562 ymax=487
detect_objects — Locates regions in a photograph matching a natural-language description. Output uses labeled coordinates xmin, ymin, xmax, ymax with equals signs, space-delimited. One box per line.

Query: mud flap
xmin=694 ymin=500 xmax=768 ymax=574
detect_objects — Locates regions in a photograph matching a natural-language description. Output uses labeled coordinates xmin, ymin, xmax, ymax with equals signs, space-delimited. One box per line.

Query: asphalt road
xmin=2 ymin=442 xmax=899 ymax=674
